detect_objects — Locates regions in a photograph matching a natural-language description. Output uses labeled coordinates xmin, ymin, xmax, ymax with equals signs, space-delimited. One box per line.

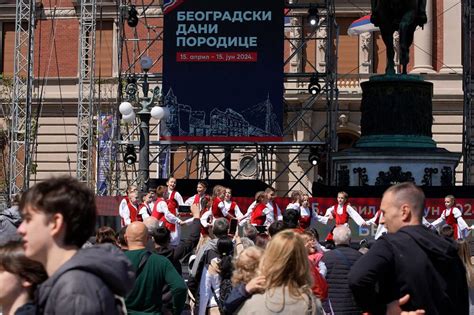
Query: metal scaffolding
xmin=8 ymin=0 xmax=36 ymax=201
xmin=463 ymin=0 xmax=474 ymax=184
xmin=76 ymin=0 xmax=97 ymax=185
xmin=110 ymin=0 xmax=338 ymax=195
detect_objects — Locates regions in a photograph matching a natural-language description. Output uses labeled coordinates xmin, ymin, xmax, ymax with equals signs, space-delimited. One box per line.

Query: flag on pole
xmin=347 ymin=15 xmax=379 ymax=36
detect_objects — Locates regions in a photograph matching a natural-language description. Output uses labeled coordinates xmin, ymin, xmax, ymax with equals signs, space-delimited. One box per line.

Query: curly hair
xmin=231 ymin=246 xmax=263 ymax=286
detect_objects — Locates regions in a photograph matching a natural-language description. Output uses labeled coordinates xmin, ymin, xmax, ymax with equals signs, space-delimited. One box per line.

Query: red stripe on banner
xmin=160 ymin=136 xmax=283 ymax=142
xmin=176 ymin=52 xmax=258 ymax=62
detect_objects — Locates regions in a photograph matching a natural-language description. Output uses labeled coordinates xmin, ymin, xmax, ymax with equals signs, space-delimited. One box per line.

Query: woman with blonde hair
xmin=457 ymin=239 xmax=474 ymax=314
xmin=238 ymin=230 xmax=323 ymax=314
xmin=223 ymin=246 xmax=265 ymax=314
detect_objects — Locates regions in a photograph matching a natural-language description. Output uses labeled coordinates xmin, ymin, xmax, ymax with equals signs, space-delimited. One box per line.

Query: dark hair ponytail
xmin=217 ymin=237 xmax=234 ymax=280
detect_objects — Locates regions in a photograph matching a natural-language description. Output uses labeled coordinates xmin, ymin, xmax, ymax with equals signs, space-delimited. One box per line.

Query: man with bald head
xmin=348 ymin=182 xmax=468 ymax=315
xmin=124 ymin=221 xmax=187 ymax=314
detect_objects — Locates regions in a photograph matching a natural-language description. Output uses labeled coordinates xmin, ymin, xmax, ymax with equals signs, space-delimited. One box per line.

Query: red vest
xmin=300 ymin=207 xmax=313 ymax=229
xmin=151 ymin=198 xmax=165 ymax=219
xmin=166 ymin=191 xmax=178 ymax=215
xmin=272 ymin=201 xmax=279 ymax=219
xmin=151 ymin=198 xmax=176 ymax=232
xmin=121 ymin=197 xmax=138 ymax=226
xmin=445 ymin=208 xmax=459 ymax=239
xmin=227 ymin=201 xmax=237 ymax=218
xmin=333 ymin=204 xmax=349 ymax=225
xmin=137 ymin=203 xmax=151 ymax=221
xmin=193 ymin=194 xmax=200 ymax=204
xmin=251 ymin=203 xmax=267 ymax=225
xmin=211 ymin=197 xmax=224 ymax=218
xmin=193 ymin=194 xmax=210 ymax=211
xmin=200 ymin=208 xmax=211 ymax=236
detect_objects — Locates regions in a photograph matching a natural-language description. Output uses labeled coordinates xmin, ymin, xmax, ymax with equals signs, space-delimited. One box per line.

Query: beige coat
xmin=237 ymin=286 xmax=323 ymax=315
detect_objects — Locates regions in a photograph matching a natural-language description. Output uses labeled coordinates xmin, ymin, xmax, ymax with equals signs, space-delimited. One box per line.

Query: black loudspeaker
xmin=123 ymin=144 xmax=137 ymax=165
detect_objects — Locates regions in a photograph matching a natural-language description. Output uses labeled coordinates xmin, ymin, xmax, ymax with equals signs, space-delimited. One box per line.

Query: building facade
xmin=0 ymin=0 xmax=466 ymax=198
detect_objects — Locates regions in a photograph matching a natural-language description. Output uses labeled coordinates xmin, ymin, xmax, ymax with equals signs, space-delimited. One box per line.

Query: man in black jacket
xmin=348 ymin=182 xmax=468 ymax=315
xmin=154 ymin=203 xmax=201 ymax=274
xmin=322 ymin=225 xmax=362 ymax=315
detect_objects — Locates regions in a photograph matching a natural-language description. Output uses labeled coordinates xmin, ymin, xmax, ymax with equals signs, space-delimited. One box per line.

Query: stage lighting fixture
xmin=308 ymin=8 xmax=319 ymax=26
xmin=124 ymin=144 xmax=137 ymax=165
xmin=308 ymin=73 xmax=321 ymax=95
xmin=308 ymin=147 xmax=320 ymax=166
xmin=127 ymin=5 xmax=139 ymax=28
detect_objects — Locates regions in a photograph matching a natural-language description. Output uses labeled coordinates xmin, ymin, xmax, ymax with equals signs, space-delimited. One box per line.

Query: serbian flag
xmin=347 ymin=15 xmax=379 ymax=36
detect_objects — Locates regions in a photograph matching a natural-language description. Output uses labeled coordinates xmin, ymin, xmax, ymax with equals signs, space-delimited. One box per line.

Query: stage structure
xmin=76 ymin=0 xmax=97 ymax=186
xmin=7 ymin=0 xmax=36 ymax=201
xmin=110 ymin=0 xmax=339 ymax=196
xmin=463 ymin=0 xmax=474 ymax=184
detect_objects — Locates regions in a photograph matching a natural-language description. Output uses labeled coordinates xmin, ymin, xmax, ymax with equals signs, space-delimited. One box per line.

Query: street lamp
xmin=119 ymin=56 xmax=168 ymax=195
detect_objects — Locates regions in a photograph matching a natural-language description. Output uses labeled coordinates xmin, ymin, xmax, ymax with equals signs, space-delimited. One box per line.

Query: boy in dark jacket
xmin=17 ymin=176 xmax=135 ymax=314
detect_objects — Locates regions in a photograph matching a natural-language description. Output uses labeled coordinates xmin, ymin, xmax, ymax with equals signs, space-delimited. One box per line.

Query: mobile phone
xmin=256 ymin=225 xmax=267 ymax=234
xmin=229 ymin=218 xmax=238 ymax=235
xmin=178 ymin=205 xmax=191 ymax=213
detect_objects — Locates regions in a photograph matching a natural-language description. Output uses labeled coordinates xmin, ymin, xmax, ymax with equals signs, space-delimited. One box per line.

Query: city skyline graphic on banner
xmin=162 ymin=88 xmax=283 ymax=139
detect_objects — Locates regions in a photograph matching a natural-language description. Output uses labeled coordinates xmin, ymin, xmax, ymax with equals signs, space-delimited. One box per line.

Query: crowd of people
xmin=0 ymin=176 xmax=473 ymax=314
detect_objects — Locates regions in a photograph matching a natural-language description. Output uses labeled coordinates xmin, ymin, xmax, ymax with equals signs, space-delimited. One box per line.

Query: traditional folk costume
xmin=324 ymin=203 xmax=367 ymax=241
xmin=185 ymin=193 xmax=212 ymax=236
xmin=250 ymin=202 xmax=268 ymax=226
xmin=299 ymin=205 xmax=329 ymax=229
xmin=264 ymin=200 xmax=282 ymax=226
xmin=431 ymin=206 xmax=470 ymax=239
xmin=119 ymin=196 xmax=139 ymax=227
xmin=152 ymin=191 xmax=183 ymax=246
xmin=137 ymin=202 xmax=152 ymax=221
xmin=366 ymin=210 xmax=387 ymax=240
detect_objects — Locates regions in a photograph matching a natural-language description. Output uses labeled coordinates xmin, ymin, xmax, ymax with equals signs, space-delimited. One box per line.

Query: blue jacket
xmin=224 ymin=283 xmax=251 ymax=314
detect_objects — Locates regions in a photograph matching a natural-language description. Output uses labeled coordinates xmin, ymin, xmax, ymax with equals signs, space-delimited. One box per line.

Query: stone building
xmin=0 ymin=0 xmax=466 ymax=197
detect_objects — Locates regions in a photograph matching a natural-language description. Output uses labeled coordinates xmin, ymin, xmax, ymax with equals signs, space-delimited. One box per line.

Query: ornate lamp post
xmin=119 ymin=56 xmax=168 ymax=194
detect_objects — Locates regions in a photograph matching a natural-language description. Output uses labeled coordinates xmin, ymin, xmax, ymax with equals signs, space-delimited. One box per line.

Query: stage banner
xmin=162 ymin=0 xmax=284 ymax=141
xmin=96 ymin=114 xmax=114 ymax=195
